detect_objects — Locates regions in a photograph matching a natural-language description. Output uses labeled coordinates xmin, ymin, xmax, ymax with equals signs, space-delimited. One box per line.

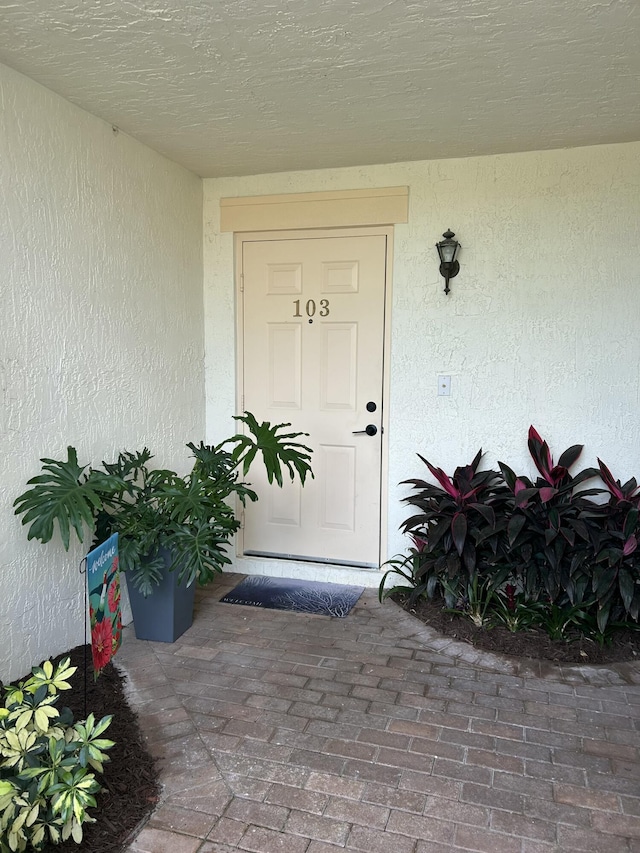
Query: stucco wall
xmin=203 ymin=142 xmax=640 ymax=585
xmin=1 ymin=63 xmax=204 ymax=682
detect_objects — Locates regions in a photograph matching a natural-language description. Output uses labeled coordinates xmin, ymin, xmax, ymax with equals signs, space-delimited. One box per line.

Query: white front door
xmin=240 ymin=229 xmax=388 ymax=568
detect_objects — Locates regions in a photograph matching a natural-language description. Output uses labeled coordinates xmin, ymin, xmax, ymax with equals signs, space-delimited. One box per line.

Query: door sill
xmin=233 ymin=554 xmax=382 ymax=588
xmin=243 ymin=550 xmax=378 ymax=570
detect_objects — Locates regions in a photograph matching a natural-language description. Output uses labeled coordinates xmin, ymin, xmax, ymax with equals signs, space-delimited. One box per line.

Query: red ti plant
xmin=498 ymin=426 xmax=600 ymax=605
xmin=527 ymin=426 xmax=585 ymax=498
xmin=597 ymin=458 xmax=640 ymax=548
xmin=381 ymin=427 xmax=640 ymax=637
xmin=589 ymin=459 xmax=640 ymax=629
xmin=598 ymin=458 xmax=640 ymax=506
xmin=397 ymin=449 xmax=510 ymax=605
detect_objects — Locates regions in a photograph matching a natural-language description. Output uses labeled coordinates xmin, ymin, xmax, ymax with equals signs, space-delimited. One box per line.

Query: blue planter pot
xmin=126 ymin=549 xmax=196 ymax=642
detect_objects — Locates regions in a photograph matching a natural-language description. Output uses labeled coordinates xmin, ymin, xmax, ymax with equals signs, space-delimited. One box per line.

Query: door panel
xmin=320 ymin=323 xmax=357 ymax=409
xmin=241 ymin=233 xmax=387 ymax=567
xmin=319 ymin=444 xmax=356 ymax=531
xmin=267 ymin=324 xmax=301 ymax=408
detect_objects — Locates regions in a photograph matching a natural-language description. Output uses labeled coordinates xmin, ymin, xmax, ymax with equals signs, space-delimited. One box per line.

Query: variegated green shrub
xmin=0 ymin=658 xmax=114 ymax=852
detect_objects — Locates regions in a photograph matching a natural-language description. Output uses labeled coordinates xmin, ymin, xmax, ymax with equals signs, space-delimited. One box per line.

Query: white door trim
xmin=234 ymin=225 xmax=394 ymax=575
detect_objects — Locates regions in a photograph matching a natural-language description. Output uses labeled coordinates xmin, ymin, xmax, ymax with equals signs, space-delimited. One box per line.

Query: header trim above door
xmin=220 ymin=186 xmax=408 ymax=232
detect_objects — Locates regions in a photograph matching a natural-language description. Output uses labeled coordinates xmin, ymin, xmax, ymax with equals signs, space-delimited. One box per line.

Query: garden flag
xmin=86 ymin=533 xmax=122 ymax=679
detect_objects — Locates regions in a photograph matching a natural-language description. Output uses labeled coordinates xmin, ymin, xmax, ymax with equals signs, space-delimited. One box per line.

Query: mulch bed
xmin=9 ymin=645 xmax=160 ymax=853
xmin=391 ymin=591 xmax=640 ymax=665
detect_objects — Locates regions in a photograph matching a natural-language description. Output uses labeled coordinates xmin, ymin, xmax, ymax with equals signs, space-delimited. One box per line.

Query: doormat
xmin=220 ymin=576 xmax=364 ymax=618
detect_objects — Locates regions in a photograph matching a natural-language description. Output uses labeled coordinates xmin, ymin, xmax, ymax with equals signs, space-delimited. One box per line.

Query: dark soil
xmin=391 ymin=591 xmax=640 ymax=665
xmin=9 ymin=645 xmax=160 ymax=853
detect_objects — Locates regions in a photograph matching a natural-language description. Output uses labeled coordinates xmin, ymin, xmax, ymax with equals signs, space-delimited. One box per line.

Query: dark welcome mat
xmin=221 ymin=575 xmax=364 ymax=618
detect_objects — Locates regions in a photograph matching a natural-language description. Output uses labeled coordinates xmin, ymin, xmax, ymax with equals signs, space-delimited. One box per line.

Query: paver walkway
xmin=119 ymin=573 xmax=640 ymax=853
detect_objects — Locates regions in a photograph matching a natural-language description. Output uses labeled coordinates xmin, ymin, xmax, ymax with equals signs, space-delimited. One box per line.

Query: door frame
xmin=234 ymin=225 xmax=394 ymax=570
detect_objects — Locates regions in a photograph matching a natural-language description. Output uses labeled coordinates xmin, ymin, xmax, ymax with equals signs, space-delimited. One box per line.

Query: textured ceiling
xmin=0 ymin=0 xmax=638 ymax=178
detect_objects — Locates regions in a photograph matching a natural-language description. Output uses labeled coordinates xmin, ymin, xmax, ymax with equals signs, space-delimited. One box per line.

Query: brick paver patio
xmin=119 ymin=573 xmax=640 ymax=852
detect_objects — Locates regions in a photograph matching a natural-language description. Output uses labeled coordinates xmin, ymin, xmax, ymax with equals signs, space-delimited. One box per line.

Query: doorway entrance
xmin=238 ymin=228 xmax=390 ymax=568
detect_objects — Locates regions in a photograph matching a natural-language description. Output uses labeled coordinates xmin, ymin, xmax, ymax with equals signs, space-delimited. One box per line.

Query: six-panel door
xmin=241 ymin=233 xmax=387 ymax=567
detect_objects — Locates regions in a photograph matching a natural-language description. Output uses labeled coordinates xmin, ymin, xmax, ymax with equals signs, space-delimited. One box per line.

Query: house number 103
xmin=293 ymin=299 xmax=330 ymax=318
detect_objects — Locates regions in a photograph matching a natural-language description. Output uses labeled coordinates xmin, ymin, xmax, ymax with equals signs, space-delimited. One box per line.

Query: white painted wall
xmin=203 ymin=142 xmax=640 ymax=585
xmin=1 ymin=63 xmax=204 ymax=682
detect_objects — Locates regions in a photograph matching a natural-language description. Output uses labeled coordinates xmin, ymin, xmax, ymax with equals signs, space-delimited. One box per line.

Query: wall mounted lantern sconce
xmin=436 ymin=229 xmax=461 ymax=295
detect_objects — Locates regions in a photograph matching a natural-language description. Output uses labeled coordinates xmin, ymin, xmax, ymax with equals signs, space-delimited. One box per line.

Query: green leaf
xmin=423 ymin=517 xmax=450 ymax=551
xmin=26 ymin=657 xmax=77 ymax=694
xmin=378 ymin=559 xmax=415 ymax=600
xmin=25 ymin=804 xmax=39 ymax=828
xmin=168 ymin=521 xmax=236 ymax=587
xmin=619 ymin=568 xmax=635 ymax=612
xmin=86 ymin=715 xmax=113 ymax=739
xmin=13 ymin=449 xmax=116 ymax=548
xmin=497 ymin=462 xmax=518 ymax=490
xmin=425 ymin=574 xmax=438 ymax=599
xmin=451 ymin=513 xmax=467 ymax=556
xmin=228 ymin=412 xmax=313 ymax=487
xmin=124 ymin=547 xmax=166 ymax=597
xmin=557 ymin=444 xmax=583 ymax=469
xmin=594 ymin=566 xmax=617 ymax=598
xmin=14 ymin=709 xmax=32 ymax=732
xmin=597 ymin=601 xmax=612 ymax=634
xmin=34 ymin=707 xmax=57 ymax=732
xmin=507 ymin=514 xmax=527 ymax=546
xmin=624 ymin=508 xmax=639 ymax=539
xmin=469 ymin=502 xmax=496 ymax=527
xmin=544 ymin=528 xmax=557 ymax=546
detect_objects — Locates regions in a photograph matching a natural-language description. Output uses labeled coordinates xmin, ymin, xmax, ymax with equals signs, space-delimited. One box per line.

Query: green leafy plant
xmin=445 ymin=572 xmax=507 ymax=628
xmin=0 ymin=658 xmax=114 ymax=852
xmin=477 ymin=582 xmax=544 ymax=633
xmin=378 ymin=536 xmax=434 ymax=605
xmin=582 ymin=613 xmax=640 ymax=648
xmin=14 ymin=413 xmax=313 ymax=596
xmin=534 ymin=600 xmax=593 ymax=641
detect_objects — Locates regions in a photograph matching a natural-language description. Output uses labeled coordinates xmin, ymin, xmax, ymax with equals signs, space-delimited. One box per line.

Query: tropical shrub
xmin=381 ymin=426 xmax=640 ymax=637
xmin=498 ymin=427 xmax=601 ymax=606
xmin=587 ymin=459 xmax=640 ymax=631
xmin=14 ymin=412 xmax=313 ymax=596
xmin=0 ymin=658 xmax=114 ymax=852
xmin=379 ymin=450 xmax=511 ymax=607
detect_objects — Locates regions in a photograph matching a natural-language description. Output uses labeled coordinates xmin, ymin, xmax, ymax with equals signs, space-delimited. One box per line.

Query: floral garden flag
xmin=86 ymin=533 xmax=122 ymax=678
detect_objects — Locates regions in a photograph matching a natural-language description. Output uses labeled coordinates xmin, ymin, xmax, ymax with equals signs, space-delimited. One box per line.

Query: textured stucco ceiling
xmin=0 ymin=0 xmax=638 ymax=178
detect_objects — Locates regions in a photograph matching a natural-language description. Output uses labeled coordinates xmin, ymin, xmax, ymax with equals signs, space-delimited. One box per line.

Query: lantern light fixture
xmin=436 ymin=229 xmax=461 ymax=295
